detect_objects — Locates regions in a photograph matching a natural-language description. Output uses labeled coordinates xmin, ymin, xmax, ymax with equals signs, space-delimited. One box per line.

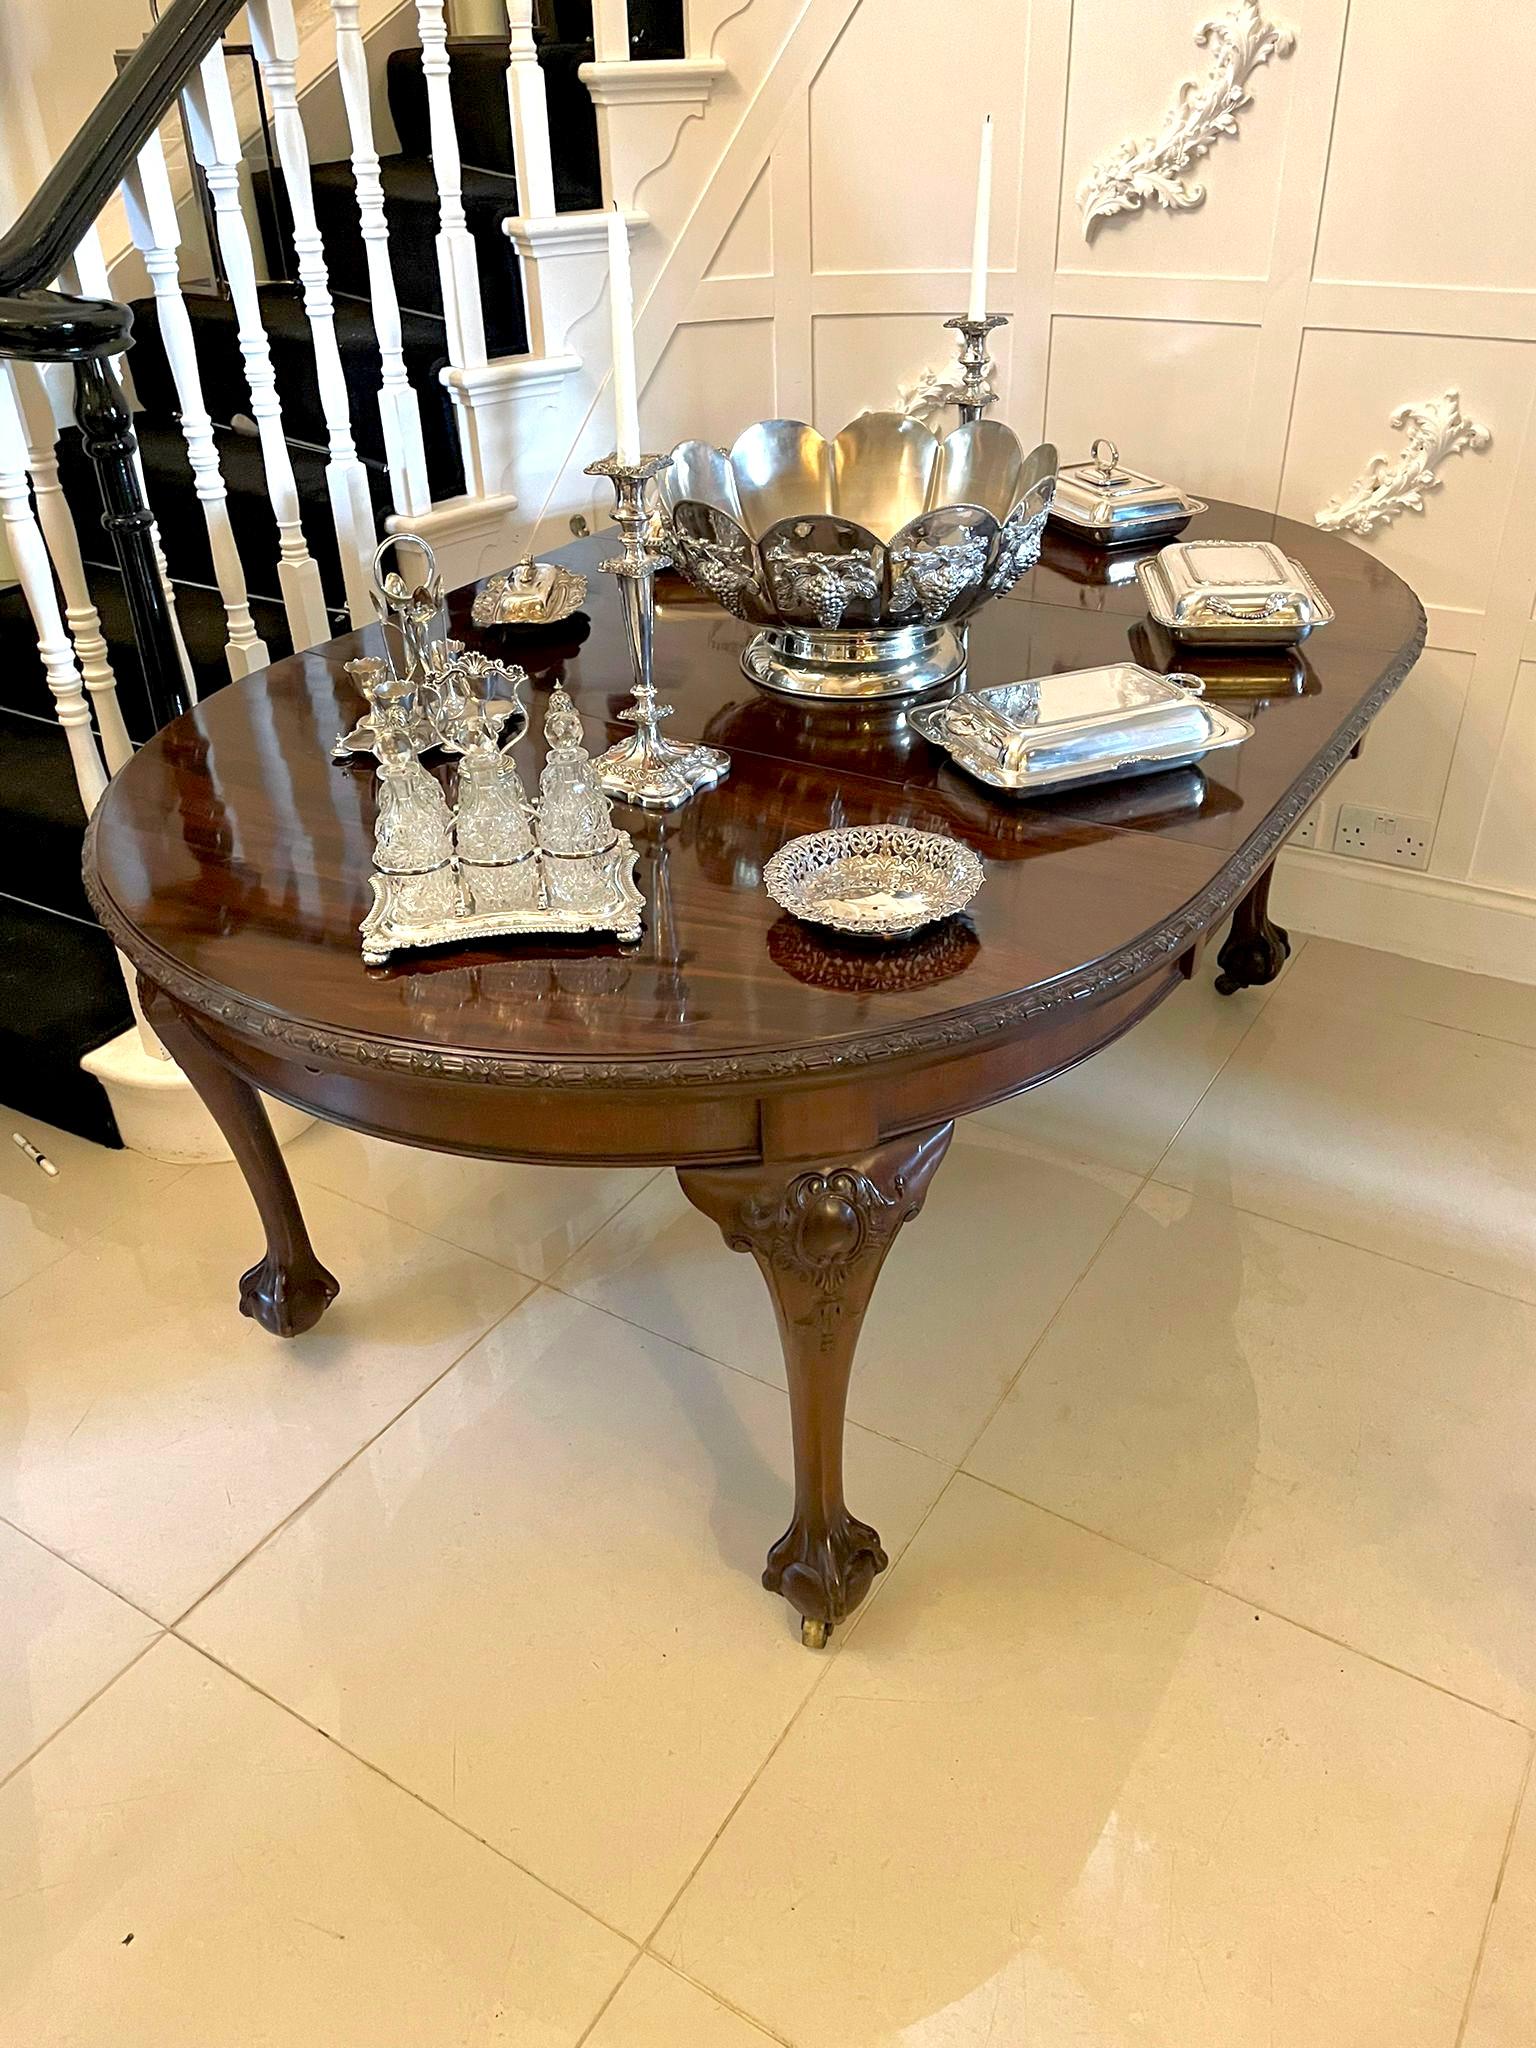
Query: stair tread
xmin=0 ymin=893 xmax=130 ymax=1145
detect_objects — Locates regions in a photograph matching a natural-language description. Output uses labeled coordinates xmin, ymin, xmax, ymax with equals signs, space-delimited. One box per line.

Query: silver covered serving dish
xmin=763 ymin=825 xmax=984 ymax=939
xmin=659 ymin=414 xmax=1056 ymax=701
xmin=1138 ymin=539 xmax=1334 ymax=644
xmin=908 ymin=662 xmax=1253 ymax=796
xmin=471 ymin=557 xmax=588 ymax=629
xmin=1049 ymin=438 xmax=1206 ymax=548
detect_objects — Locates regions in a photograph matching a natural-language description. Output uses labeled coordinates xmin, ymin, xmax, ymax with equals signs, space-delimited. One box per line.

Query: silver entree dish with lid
xmin=908 ymin=661 xmax=1254 ymax=796
xmin=1138 ymin=538 xmax=1334 ymax=645
xmin=1048 ymin=437 xmax=1207 ymax=549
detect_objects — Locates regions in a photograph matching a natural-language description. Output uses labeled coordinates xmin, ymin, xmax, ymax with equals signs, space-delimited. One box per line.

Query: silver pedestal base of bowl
xmin=741 ymin=621 xmax=965 ymax=701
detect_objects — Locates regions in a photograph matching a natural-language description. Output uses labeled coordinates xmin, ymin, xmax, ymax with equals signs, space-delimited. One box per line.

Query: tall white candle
xmin=967 ymin=114 xmax=993 ymax=323
xmin=607 ymin=201 xmax=642 ymax=463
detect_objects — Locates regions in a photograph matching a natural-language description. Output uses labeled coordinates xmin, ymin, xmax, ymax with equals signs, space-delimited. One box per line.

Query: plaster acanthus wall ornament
xmin=1076 ymin=0 xmax=1296 ymax=238
xmin=1315 ymin=389 xmax=1493 ymax=538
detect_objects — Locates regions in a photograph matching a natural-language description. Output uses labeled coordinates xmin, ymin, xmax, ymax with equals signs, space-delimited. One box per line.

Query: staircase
xmin=0 ymin=0 xmax=682 ymax=1145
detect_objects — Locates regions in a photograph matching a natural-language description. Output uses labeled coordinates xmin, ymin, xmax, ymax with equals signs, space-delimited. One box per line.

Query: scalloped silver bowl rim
xmin=662 ymin=413 xmax=1053 ymax=546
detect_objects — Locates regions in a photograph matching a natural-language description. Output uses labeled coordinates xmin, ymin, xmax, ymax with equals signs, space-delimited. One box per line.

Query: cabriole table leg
xmin=139 ymin=979 xmax=340 ymax=1338
xmin=1215 ymin=860 xmax=1292 ymax=995
xmin=680 ymin=1123 xmax=954 ymax=1647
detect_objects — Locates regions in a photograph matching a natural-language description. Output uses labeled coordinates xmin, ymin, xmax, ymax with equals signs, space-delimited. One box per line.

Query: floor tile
xmin=0 ymin=1636 xmax=632 ymax=2047
xmin=1281 ymin=937 xmax=1536 ymax=1049
xmin=0 ymin=1520 xmax=160 ymax=1780
xmin=288 ymin=1122 xmax=657 ymax=1278
xmin=968 ymin=1182 xmax=1536 ymax=1720
xmin=585 ymin=1959 xmax=778 ymax=2047
xmin=657 ymin=1478 xmax=1527 ymax=2048
xmin=1158 ymin=998 xmax=1536 ymax=1300
xmin=183 ymin=1289 xmax=945 ymax=1939
xmin=972 ymin=964 xmax=1274 ymax=1176
xmin=0 ymin=1114 xmax=184 ymax=1302
xmin=1464 ymin=1770 xmax=1536 ymax=2048
xmin=557 ymin=1128 xmax=1139 ymax=1463
xmin=0 ymin=1167 xmax=529 ymax=1621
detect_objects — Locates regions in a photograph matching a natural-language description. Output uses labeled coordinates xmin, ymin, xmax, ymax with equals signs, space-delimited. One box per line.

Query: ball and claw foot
xmin=1215 ymin=917 xmax=1291 ymax=995
xmin=238 ymin=1254 xmax=341 ymax=1338
xmin=764 ymin=1511 xmax=888 ymax=1649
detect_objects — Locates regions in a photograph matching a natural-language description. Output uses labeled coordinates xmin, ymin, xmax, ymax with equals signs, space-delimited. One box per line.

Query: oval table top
xmin=86 ymin=500 xmax=1424 ymax=1097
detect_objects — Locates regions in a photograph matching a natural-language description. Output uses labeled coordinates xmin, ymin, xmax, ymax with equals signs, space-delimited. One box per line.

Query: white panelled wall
xmin=596 ymin=0 xmax=1536 ymax=977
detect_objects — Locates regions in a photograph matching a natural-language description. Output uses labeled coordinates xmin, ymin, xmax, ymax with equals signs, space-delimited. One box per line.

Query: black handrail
xmin=0 ymin=0 xmax=239 ymax=298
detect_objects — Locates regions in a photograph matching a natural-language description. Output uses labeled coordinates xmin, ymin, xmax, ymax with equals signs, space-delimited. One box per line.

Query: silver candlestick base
xmin=943 ymin=313 xmax=1009 ymax=424
xmin=585 ymin=452 xmax=729 ymax=811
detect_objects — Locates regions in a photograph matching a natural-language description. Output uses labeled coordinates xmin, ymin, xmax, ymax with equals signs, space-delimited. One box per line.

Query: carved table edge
xmin=81 ymin=605 xmax=1425 ymax=1094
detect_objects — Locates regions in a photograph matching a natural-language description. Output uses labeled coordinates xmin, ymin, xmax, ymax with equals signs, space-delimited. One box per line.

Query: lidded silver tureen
xmin=658 ymin=413 xmax=1057 ymax=699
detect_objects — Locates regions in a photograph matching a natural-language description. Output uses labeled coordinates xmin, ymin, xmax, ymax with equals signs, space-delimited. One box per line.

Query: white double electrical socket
xmin=1332 ymin=804 xmax=1433 ymax=869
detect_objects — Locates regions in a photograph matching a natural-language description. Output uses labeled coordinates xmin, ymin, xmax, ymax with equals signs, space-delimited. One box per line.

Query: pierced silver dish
xmin=471 ymin=558 xmax=588 ymax=629
xmin=763 ymin=824 xmax=984 ymax=940
xmin=659 ymin=414 xmax=1057 ymax=701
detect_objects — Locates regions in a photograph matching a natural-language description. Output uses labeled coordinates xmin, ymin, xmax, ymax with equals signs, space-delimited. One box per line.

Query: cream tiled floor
xmin=3 ymin=933 xmax=1535 ymax=2045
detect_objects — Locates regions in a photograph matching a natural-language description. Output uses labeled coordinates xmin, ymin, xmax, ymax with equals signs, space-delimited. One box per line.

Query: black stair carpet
xmin=0 ymin=7 xmax=677 ymax=1142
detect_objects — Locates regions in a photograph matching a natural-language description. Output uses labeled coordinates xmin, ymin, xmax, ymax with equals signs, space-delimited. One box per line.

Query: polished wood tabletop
xmin=88 ymin=501 xmax=1422 ymax=1085
xmin=85 ymin=499 xmax=1425 ymax=1644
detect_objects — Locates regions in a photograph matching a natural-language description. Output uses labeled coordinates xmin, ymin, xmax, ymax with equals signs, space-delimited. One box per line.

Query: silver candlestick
xmin=943 ymin=313 xmax=1009 ymax=425
xmin=584 ymin=452 xmax=729 ymax=810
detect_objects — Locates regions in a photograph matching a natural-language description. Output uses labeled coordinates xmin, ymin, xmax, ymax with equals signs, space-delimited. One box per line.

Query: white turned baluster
xmin=64 ymin=228 xmax=199 ymax=707
xmin=248 ymin=0 xmax=377 ymax=624
xmin=415 ymin=0 xmax=488 ymax=378
xmin=330 ymin=0 xmax=431 ymax=519
xmin=504 ymin=1 xmax=556 ymax=218
xmin=10 ymin=363 xmax=133 ymax=774
xmin=0 ymin=370 xmax=107 ymax=810
xmin=182 ymin=48 xmax=332 ymax=651
xmin=591 ymin=0 xmax=632 ymax=61
xmin=122 ymin=132 xmax=271 ymax=682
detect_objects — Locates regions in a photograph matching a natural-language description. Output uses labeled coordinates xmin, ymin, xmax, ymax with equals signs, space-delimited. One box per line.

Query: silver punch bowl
xmin=658 ymin=414 xmax=1057 ymax=700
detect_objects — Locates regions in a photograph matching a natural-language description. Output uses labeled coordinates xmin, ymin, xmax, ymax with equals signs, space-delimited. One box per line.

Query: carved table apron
xmin=85 ymin=503 xmax=1425 ymax=1645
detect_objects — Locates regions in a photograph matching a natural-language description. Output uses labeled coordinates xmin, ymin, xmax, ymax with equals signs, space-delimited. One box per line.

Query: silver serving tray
xmin=1049 ymin=438 xmax=1207 ymax=549
xmin=909 ymin=686 xmax=1252 ymax=797
xmin=1138 ymin=540 xmax=1333 ymax=644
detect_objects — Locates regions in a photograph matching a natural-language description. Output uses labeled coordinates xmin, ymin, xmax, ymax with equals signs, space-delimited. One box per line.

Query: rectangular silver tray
xmin=909 ymin=684 xmax=1252 ymax=797
xmin=1138 ymin=541 xmax=1334 ymax=644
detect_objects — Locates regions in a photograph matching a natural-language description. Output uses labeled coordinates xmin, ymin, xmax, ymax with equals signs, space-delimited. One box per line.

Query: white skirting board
xmin=1273 ymin=847 xmax=1536 ymax=987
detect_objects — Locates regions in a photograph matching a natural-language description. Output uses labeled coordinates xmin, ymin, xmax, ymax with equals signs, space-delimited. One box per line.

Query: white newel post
xmin=331 ymin=0 xmax=432 ymax=520
xmin=182 ymin=48 xmax=332 ymax=652
xmin=249 ymin=0 xmax=378 ymax=624
xmin=0 ymin=369 xmax=108 ymax=810
xmin=9 ymin=363 xmax=132 ymax=774
xmin=122 ymin=132 xmax=271 ymax=682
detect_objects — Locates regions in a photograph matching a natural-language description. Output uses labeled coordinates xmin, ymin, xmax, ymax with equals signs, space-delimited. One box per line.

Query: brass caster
xmin=801 ymin=1617 xmax=831 ymax=1649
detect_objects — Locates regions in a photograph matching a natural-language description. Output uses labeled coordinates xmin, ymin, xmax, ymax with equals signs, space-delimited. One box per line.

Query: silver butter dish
xmin=1049 ymin=438 xmax=1206 ymax=548
xmin=470 ymin=557 xmax=588 ymax=629
xmin=908 ymin=663 xmax=1252 ymax=797
xmin=763 ymin=825 xmax=984 ymax=940
xmin=1138 ymin=538 xmax=1334 ymax=644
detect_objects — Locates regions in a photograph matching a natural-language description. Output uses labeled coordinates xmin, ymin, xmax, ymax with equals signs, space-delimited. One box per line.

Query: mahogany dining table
xmin=84 ymin=500 xmax=1425 ymax=1646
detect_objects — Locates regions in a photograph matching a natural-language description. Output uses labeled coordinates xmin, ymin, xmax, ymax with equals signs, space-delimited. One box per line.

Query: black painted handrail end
xmin=0 ymin=290 xmax=133 ymax=364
